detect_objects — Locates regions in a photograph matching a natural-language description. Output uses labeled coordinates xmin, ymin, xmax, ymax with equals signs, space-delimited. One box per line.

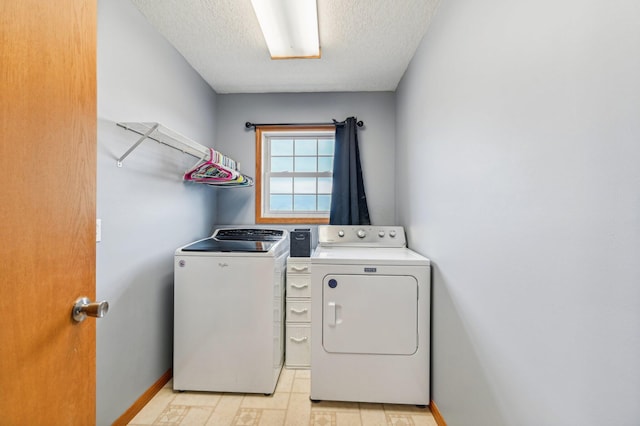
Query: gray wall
xmin=97 ymin=0 xmax=219 ymax=423
xmin=396 ymin=0 xmax=640 ymax=425
xmin=214 ymin=92 xmax=396 ymax=225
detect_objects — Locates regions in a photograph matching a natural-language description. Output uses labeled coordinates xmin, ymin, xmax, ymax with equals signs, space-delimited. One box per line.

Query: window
xmin=255 ymin=126 xmax=335 ymax=223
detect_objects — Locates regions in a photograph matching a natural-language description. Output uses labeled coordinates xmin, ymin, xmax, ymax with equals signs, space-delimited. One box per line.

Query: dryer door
xmin=322 ymin=274 xmax=418 ymax=355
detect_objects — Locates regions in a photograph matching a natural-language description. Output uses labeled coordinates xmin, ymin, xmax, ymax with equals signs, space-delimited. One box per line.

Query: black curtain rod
xmin=245 ymin=120 xmax=364 ymax=129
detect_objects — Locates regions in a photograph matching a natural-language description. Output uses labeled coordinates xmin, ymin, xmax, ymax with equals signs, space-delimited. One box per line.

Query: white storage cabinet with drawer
xmin=285 ymin=257 xmax=312 ymax=368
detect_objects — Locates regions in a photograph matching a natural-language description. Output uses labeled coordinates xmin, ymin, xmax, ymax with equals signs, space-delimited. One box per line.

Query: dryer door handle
xmin=327 ymin=302 xmax=336 ymax=326
xmin=327 ymin=302 xmax=337 ymax=326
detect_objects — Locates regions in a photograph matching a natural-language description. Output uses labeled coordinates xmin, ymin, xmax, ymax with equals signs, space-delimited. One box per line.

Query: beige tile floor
xmin=129 ymin=368 xmax=437 ymax=426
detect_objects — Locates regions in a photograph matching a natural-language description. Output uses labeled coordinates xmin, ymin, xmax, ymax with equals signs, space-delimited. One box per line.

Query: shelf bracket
xmin=116 ymin=123 xmax=159 ymax=167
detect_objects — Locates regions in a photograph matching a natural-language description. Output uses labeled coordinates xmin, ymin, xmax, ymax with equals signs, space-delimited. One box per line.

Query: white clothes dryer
xmin=310 ymin=225 xmax=431 ymax=405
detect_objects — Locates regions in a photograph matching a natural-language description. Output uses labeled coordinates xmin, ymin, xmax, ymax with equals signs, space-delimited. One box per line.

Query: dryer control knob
xmin=378 ymin=231 xmax=385 ymax=238
xmin=338 ymin=230 xmax=345 ymax=237
xmin=357 ymin=229 xmax=366 ymax=238
xmin=389 ymin=230 xmax=397 ymax=238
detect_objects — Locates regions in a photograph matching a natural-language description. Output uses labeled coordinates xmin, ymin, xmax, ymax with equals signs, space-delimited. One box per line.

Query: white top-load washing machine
xmin=311 ymin=225 xmax=431 ymax=405
xmin=173 ymin=227 xmax=289 ymax=394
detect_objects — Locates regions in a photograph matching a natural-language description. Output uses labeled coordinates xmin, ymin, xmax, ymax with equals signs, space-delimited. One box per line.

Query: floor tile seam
xmin=176 ymin=392 xmax=226 ymax=405
xmin=283 ymin=404 xmax=313 ymax=426
xmin=164 ymin=402 xmax=210 ymax=412
xmin=382 ymin=406 xmax=432 ymax=417
xmin=166 ymin=391 xmax=178 ymax=407
xmin=358 ymin=407 xmax=372 ymax=426
xmin=200 ymin=403 xmax=217 ymax=426
xmin=167 ymin=397 xmax=224 ymax=409
xmin=176 ymin=403 xmax=207 ymax=424
xmin=283 ymin=389 xmax=292 ymax=411
xmin=173 ymin=389 xmax=227 ymax=398
xmin=149 ymin=399 xmax=176 ymax=425
xmin=151 ymin=403 xmax=186 ymax=426
xmin=232 ymin=406 xmax=288 ymax=426
xmin=309 ymin=406 xmax=361 ymax=413
xmin=237 ymin=393 xmax=292 ymax=411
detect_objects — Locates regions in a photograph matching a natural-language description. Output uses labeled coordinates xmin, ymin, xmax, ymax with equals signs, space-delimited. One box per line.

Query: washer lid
xmin=181 ymin=238 xmax=275 ymax=253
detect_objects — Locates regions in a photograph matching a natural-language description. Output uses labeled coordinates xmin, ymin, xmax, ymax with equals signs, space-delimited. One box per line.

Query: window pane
xmin=318 ymin=139 xmax=334 ymax=155
xmin=294 ymin=177 xmax=316 ymax=194
xmin=294 ymin=195 xmax=316 ymax=211
xmin=271 ymin=139 xmax=293 ymax=155
xmin=295 ymin=139 xmax=316 ymax=155
xmin=270 ymin=177 xmax=292 ymax=193
xmin=260 ymin=130 xmax=335 ymax=220
xmin=271 ymin=156 xmax=292 ymax=172
xmin=295 ymin=156 xmax=316 ymax=172
xmin=318 ymin=195 xmax=331 ymax=211
xmin=318 ymin=156 xmax=333 ymax=172
xmin=271 ymin=195 xmax=292 ymax=211
xmin=318 ymin=177 xmax=332 ymax=193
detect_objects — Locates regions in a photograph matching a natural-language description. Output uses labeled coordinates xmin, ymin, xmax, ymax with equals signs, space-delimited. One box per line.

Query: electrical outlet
xmin=96 ymin=219 xmax=102 ymax=243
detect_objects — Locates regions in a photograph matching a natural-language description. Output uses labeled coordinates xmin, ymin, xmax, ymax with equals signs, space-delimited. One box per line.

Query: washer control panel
xmin=318 ymin=225 xmax=406 ymax=247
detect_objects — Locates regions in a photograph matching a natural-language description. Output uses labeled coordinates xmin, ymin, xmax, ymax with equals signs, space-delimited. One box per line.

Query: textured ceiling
xmin=129 ymin=0 xmax=440 ymax=94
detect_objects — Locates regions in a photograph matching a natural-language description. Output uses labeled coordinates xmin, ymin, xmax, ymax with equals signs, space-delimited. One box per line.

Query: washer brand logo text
xmin=364 ymin=267 xmax=377 ymax=273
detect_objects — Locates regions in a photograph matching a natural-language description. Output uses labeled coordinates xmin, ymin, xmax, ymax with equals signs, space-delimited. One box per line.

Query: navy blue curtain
xmin=329 ymin=117 xmax=371 ymax=225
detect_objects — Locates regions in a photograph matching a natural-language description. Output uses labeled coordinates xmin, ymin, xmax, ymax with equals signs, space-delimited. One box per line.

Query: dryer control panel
xmin=318 ymin=225 xmax=406 ymax=247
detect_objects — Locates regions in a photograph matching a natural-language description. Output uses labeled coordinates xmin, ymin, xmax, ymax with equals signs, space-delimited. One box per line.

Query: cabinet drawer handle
xmin=290 ymin=308 xmax=308 ymax=314
xmin=291 ymin=266 xmax=309 ymax=272
xmin=289 ymin=336 xmax=308 ymax=343
xmin=291 ymin=283 xmax=308 ymax=289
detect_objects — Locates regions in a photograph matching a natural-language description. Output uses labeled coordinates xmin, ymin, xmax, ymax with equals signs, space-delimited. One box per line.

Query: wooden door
xmin=0 ymin=1 xmax=97 ymax=424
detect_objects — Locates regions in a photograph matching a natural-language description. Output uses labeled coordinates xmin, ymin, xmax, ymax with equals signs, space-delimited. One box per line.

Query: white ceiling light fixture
xmin=250 ymin=0 xmax=320 ymax=59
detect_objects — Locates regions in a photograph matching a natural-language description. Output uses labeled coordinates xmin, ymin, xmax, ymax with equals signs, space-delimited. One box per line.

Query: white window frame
xmin=255 ymin=126 xmax=335 ymax=224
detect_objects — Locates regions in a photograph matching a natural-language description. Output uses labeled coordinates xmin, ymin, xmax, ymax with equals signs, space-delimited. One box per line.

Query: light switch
xmin=96 ymin=219 xmax=102 ymax=243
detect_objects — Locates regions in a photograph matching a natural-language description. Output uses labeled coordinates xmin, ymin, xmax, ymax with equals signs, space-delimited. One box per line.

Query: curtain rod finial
xmin=245 ymin=122 xmax=254 ymax=129
xmin=356 ymin=121 xmax=364 ymax=128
